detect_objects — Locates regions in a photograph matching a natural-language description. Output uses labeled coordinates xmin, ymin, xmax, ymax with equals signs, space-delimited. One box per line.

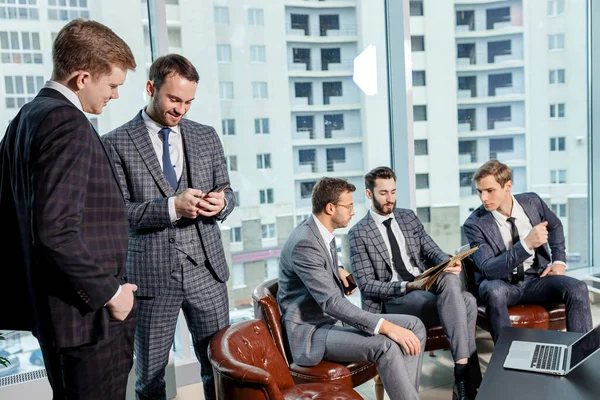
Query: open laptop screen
xmin=569 ymin=324 xmax=600 ymax=371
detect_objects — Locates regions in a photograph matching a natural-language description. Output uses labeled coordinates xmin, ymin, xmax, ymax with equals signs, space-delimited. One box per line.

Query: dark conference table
xmin=477 ymin=327 xmax=600 ymax=399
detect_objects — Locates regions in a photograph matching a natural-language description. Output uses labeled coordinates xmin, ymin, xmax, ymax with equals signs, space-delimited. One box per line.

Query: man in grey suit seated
xmin=278 ymin=177 xmax=426 ymax=400
xmin=348 ymin=166 xmax=481 ymax=400
xmin=463 ymin=160 xmax=592 ymax=344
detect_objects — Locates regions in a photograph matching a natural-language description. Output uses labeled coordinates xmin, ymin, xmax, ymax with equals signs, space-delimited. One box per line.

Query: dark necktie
xmin=506 ymin=217 xmax=525 ymax=282
xmin=329 ymin=238 xmax=344 ymax=293
xmin=159 ymin=127 xmax=178 ymax=190
xmin=382 ymin=218 xmax=415 ymax=282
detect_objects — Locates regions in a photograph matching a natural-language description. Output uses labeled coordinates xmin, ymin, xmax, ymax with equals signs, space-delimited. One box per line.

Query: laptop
xmin=503 ymin=323 xmax=600 ymax=375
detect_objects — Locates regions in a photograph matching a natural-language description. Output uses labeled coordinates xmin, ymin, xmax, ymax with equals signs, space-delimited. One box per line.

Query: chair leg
xmin=429 ymin=350 xmax=435 ymax=357
xmin=374 ymin=374 xmax=384 ymax=400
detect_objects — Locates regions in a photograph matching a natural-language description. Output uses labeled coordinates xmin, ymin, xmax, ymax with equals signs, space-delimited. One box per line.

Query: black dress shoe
xmin=452 ymin=381 xmax=475 ymax=400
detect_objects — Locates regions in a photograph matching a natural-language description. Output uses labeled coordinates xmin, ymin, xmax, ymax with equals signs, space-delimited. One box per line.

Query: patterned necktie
xmin=382 ymin=218 xmax=415 ymax=282
xmin=159 ymin=127 xmax=178 ymax=190
xmin=506 ymin=217 xmax=525 ymax=282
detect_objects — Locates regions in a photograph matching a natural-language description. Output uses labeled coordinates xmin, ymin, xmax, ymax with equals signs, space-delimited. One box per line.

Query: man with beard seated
xmin=348 ymin=166 xmax=482 ymax=400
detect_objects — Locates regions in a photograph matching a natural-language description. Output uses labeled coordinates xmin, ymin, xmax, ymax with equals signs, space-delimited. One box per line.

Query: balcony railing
xmin=487 ymin=116 xmax=512 ymax=130
xmin=288 ymin=59 xmax=354 ymax=72
xmin=286 ymin=23 xmax=358 ymax=37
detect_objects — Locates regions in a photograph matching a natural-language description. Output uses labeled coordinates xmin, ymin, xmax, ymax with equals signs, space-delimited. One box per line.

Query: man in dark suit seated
xmin=0 ymin=19 xmax=137 ymax=399
xmin=349 ymin=166 xmax=481 ymax=400
xmin=463 ymin=160 xmax=592 ymax=344
xmin=278 ymin=177 xmax=426 ymax=400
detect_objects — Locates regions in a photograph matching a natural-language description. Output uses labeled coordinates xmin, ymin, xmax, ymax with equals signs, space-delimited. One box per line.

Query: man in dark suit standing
xmin=0 ymin=19 xmax=138 ymax=399
xmin=278 ymin=177 xmax=426 ymax=400
xmin=348 ymin=166 xmax=481 ymax=400
xmin=463 ymin=160 xmax=592 ymax=343
xmin=102 ymin=54 xmax=234 ymax=400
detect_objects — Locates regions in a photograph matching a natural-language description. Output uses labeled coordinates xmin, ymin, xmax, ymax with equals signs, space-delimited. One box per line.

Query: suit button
xmin=169 ymin=238 xmax=175 ymax=243
xmin=190 ymin=239 xmax=195 ymax=244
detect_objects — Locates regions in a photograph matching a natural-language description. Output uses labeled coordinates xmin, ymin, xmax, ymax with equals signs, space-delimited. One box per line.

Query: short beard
xmin=373 ymin=197 xmax=395 ymax=215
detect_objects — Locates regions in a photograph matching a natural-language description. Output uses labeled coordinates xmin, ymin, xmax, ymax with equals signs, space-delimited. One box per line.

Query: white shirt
xmin=491 ymin=196 xmax=566 ymax=274
xmin=311 ymin=215 xmax=383 ymax=334
xmin=369 ymin=209 xmax=419 ymax=295
xmin=43 ymin=81 xmax=121 ymax=302
xmin=141 ymin=109 xmax=183 ymax=223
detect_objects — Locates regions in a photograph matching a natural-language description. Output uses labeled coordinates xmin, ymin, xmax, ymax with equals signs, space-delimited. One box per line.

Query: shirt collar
xmin=369 ymin=208 xmax=393 ymax=226
xmin=44 ymin=81 xmax=83 ymax=112
xmin=141 ymin=108 xmax=181 ymax=135
xmin=491 ymin=195 xmax=524 ymax=223
xmin=311 ymin=214 xmax=335 ymax=246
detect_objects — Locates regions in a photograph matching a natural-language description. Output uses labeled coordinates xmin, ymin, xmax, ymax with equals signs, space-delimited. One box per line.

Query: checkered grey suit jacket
xmin=277 ymin=216 xmax=381 ymax=367
xmin=348 ymin=208 xmax=449 ymax=314
xmin=101 ymin=112 xmax=234 ymax=297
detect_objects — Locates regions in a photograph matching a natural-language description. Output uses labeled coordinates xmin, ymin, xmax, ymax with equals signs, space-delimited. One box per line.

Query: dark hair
xmin=149 ymin=54 xmax=199 ymax=93
xmin=364 ymin=166 xmax=396 ymax=193
xmin=472 ymin=160 xmax=512 ymax=187
xmin=311 ymin=177 xmax=356 ymax=214
xmin=52 ymin=19 xmax=136 ymax=81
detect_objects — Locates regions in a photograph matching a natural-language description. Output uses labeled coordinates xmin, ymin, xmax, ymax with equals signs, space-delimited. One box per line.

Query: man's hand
xmin=406 ymin=279 xmax=427 ymax=293
xmin=379 ymin=320 xmax=421 ymax=356
xmin=540 ymin=263 xmax=567 ymax=278
xmin=337 ymin=267 xmax=357 ymax=295
xmin=197 ymin=190 xmax=226 ymax=217
xmin=106 ymin=283 xmax=137 ymax=321
xmin=524 ymin=221 xmax=548 ymax=250
xmin=174 ymin=188 xmax=204 ymax=219
xmin=444 ymin=260 xmax=462 ymax=275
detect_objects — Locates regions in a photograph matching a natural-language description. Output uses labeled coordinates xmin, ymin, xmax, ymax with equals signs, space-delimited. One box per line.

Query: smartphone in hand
xmin=207 ymin=182 xmax=229 ymax=194
xmin=343 ymin=273 xmax=358 ymax=295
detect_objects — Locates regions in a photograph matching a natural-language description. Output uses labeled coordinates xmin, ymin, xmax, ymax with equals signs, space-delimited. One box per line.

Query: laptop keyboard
xmin=531 ymin=344 xmax=562 ymax=371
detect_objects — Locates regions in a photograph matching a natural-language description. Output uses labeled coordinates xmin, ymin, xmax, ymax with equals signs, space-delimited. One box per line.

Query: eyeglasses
xmin=334 ymin=203 xmax=354 ymax=211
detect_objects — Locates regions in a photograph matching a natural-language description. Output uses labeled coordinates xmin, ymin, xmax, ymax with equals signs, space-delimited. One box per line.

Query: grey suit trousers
xmin=385 ymin=272 xmax=477 ymax=362
xmin=323 ymin=314 xmax=426 ymax=400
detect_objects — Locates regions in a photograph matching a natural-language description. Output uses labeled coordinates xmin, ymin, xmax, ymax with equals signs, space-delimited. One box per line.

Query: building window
xmin=232 ymin=263 xmax=246 ymax=289
xmin=295 ymin=82 xmax=313 ymax=105
xmin=219 ymin=82 xmax=234 ymax=100
xmin=324 ymin=114 xmax=344 ymax=138
xmin=299 ymin=149 xmax=317 ymax=172
xmin=256 ymin=153 xmax=272 ymax=169
xmin=487 ymin=105 xmax=511 ymax=129
xmin=252 ymin=82 xmax=268 ymax=99
xmin=0 ymin=1 xmax=39 ymax=20
xmin=262 ymin=223 xmax=276 ymax=239
xmin=297 ymin=115 xmax=314 ymax=138
xmin=409 ymin=1 xmax=424 ymax=17
xmin=216 ymin=44 xmax=231 ymax=62
xmin=550 ymin=137 xmax=566 ymax=151
xmin=221 ymin=119 xmax=235 ymax=135
xmin=250 ymin=45 xmax=266 ymax=62
xmin=248 ymin=8 xmax=264 ymax=26
xmin=488 ymin=40 xmax=511 ymax=63
xmin=417 ymin=207 xmax=431 ymax=223
xmin=214 ymin=6 xmax=229 ymax=25
xmin=4 ymin=75 xmax=44 ymax=109
xmin=0 ymin=31 xmax=42 ymax=64
xmin=319 ymin=14 xmax=339 ymax=37
xmin=230 ymin=227 xmax=242 ymax=243
xmin=255 ymin=118 xmax=270 ymax=134
xmin=460 ymin=172 xmax=476 ymax=195
xmin=414 ymin=139 xmax=428 ymax=156
xmin=321 ymin=48 xmax=340 ymax=71
xmin=260 ymin=189 xmax=274 ymax=204
xmin=48 ymin=0 xmax=88 ymax=21
xmin=326 ymin=148 xmax=345 ymax=172
xmin=411 ymin=35 xmax=425 ymax=52
xmin=459 ymin=140 xmax=477 ymax=163
xmin=548 ymin=34 xmax=565 ymax=50
xmin=456 ymin=10 xmax=475 ymax=31
xmin=300 ymin=181 xmax=317 ymax=199
xmin=489 ymin=138 xmax=514 ymax=159
xmin=551 ymin=203 xmax=567 ymax=218
xmin=550 ymin=103 xmax=565 ymax=119
xmin=322 ymin=81 xmax=342 ymax=104
xmin=548 ymin=0 xmax=565 ymax=16
xmin=413 ymin=105 xmax=427 ymax=121
xmin=486 ymin=7 xmax=510 ymax=30
xmin=225 ymin=155 xmax=237 ymax=172
xmin=550 ymin=169 xmax=567 ymax=184
xmin=265 ymin=258 xmax=279 ymax=281
xmin=549 ymin=69 xmax=565 ymax=84
xmin=412 ymin=70 xmax=426 ymax=86
xmin=416 ymin=173 xmax=429 ymax=189
xmin=291 ymin=14 xmax=309 ymax=35
xmin=234 ymin=191 xmax=240 ymax=207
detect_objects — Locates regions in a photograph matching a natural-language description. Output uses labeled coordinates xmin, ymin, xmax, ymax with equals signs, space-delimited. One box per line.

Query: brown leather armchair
xmin=208 ymin=319 xmax=363 ymax=400
xmin=253 ymin=279 xmax=382 ymax=397
xmin=457 ymin=245 xmax=566 ymax=333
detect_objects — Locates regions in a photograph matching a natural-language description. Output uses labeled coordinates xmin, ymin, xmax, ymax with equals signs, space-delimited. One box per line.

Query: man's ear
xmin=504 ymin=180 xmax=513 ymax=192
xmin=365 ymin=188 xmax=373 ymax=200
xmin=324 ymin=202 xmax=336 ymax=216
xmin=73 ymin=71 xmax=91 ymax=90
xmin=146 ymin=80 xmax=154 ymax=97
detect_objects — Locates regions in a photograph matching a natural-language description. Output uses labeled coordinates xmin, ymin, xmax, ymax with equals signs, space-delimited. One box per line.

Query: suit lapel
xmin=365 ymin=214 xmax=393 ymax=271
xmin=180 ymin=121 xmax=212 ymax=192
xmin=90 ymin=122 xmax=124 ymax=200
xmin=517 ymin=195 xmax=551 ymax=260
xmin=307 ymin=217 xmax=344 ymax=293
xmin=127 ymin=114 xmax=175 ymax=197
xmin=481 ymin=211 xmax=506 ymax=253
xmin=395 ymin=211 xmax=418 ymax=261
